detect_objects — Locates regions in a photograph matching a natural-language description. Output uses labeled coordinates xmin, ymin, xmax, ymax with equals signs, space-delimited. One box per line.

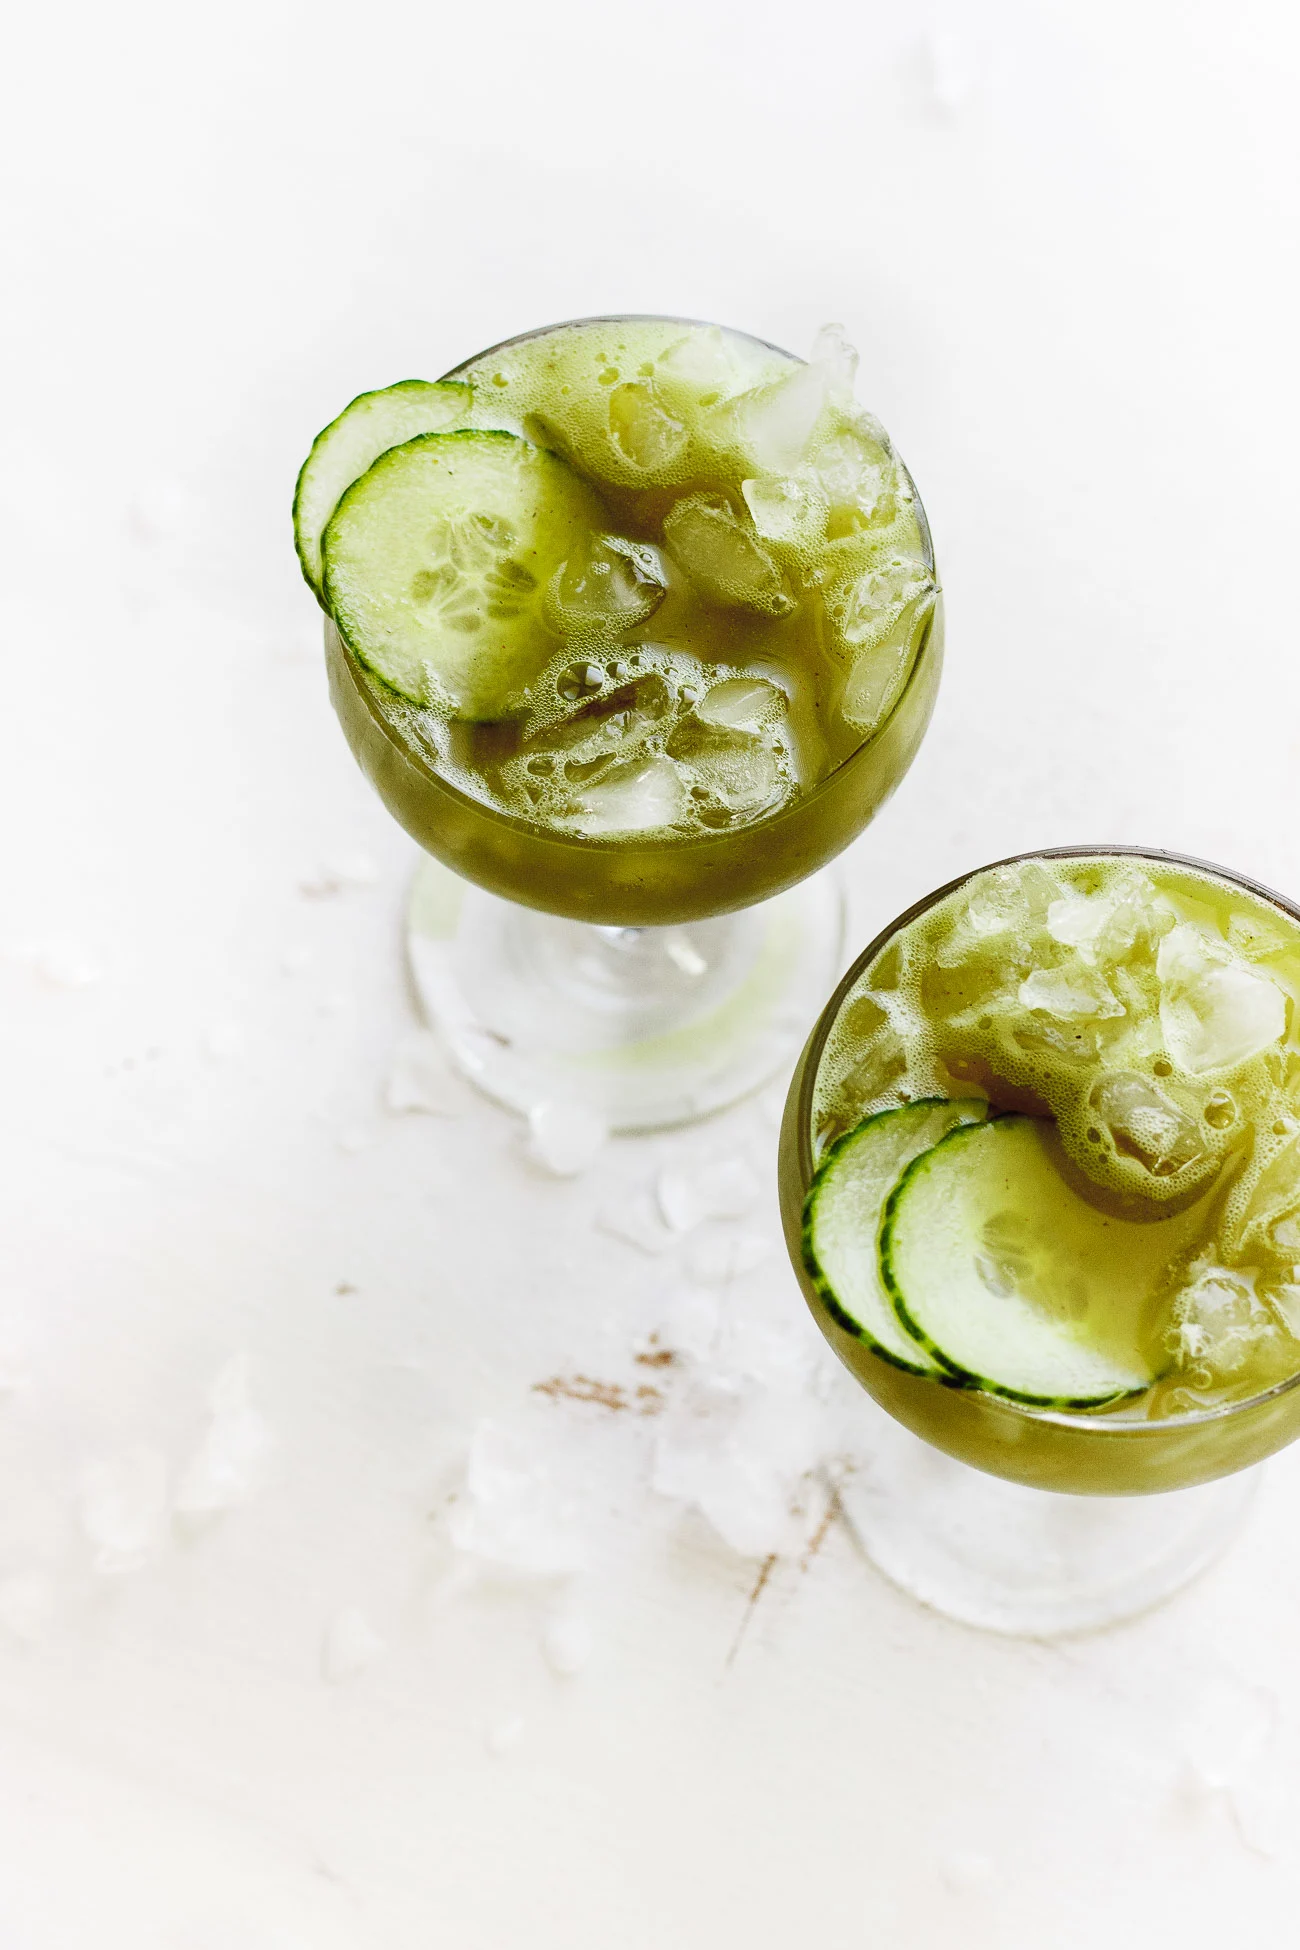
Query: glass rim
xmin=793 ymin=842 xmax=1300 ymax=1438
xmin=332 ymin=312 xmax=939 ymax=853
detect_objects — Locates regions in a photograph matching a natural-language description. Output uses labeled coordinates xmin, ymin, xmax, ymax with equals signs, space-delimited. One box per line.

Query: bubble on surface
xmin=526 ymin=1101 xmax=608 ymax=1177
xmin=1158 ymin=924 xmax=1288 ymax=1074
xmin=321 ymin=1606 xmax=387 ymax=1685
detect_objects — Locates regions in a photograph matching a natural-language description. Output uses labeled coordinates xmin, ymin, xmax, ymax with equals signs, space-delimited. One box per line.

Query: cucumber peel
xmin=802 ymin=1098 xmax=991 ymax=1374
xmin=881 ymin=1116 xmax=1200 ymax=1409
xmin=322 ymin=429 xmax=605 ymax=719
xmin=294 ymin=379 xmax=473 ymax=598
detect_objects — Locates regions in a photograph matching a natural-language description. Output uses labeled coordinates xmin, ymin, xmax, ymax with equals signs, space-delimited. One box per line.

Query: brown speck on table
xmin=533 ymin=1373 xmax=665 ymax=1415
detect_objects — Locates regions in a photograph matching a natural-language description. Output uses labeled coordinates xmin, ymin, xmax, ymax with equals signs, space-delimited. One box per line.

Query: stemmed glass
xmin=779 ymin=847 xmax=1300 ymax=1635
xmin=322 ymin=317 xmax=943 ymax=1131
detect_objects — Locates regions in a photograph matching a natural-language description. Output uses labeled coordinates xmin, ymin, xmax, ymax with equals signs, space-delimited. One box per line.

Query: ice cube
xmin=666 ymin=715 xmax=785 ymax=817
xmin=1239 ymin=1134 xmax=1300 ymax=1252
xmin=1158 ymin=925 xmax=1287 ymax=1073
xmin=596 ymin=1190 xmax=678 ymax=1254
xmin=1019 ymin=966 xmax=1126 ymax=1020
xmin=657 ymin=1285 xmax=723 ymax=1361
xmin=173 ymin=1354 xmax=274 ymax=1518
xmin=740 ymin=472 xmax=824 ymax=542
xmin=607 ymin=382 xmax=688 ymax=470
xmin=450 ymin=1421 xmax=585 ymax=1577
xmin=529 ymin=670 xmax=674 ymax=765
xmin=80 ymin=1446 xmax=170 ymax=1574
xmin=839 ymin=591 xmax=934 ymax=732
xmin=1169 ymin=1265 xmax=1285 ymax=1379
xmin=1088 ymin=1072 xmax=1205 ymax=1176
xmin=828 ymin=555 xmax=933 ymax=649
xmin=663 ymin=494 xmax=794 ymax=614
xmin=544 ymin=533 xmax=667 ymax=641
xmin=657 ymin=326 xmax=737 ymax=394
xmin=694 ymin=676 xmax=784 ymax=730
xmin=568 ymin=752 xmax=686 ymax=836
xmin=542 ymin=1609 xmax=593 ymax=1676
xmin=652 ymin=1369 xmax=834 ymax=1558
xmin=807 ymin=426 xmax=894 ymax=531
xmin=526 ymin=1100 xmax=608 ymax=1176
xmin=321 ymin=1606 xmax=387 ymax=1684
xmin=384 ymin=1029 xmax=461 ymax=1115
xmin=730 ymin=363 xmax=831 ymax=473
xmin=1046 ymin=870 xmax=1170 ymax=964
xmin=808 ymin=324 xmax=859 ymax=401
xmin=684 ymin=1231 xmax=772 ymax=1284
xmin=962 ymin=861 xmax=1061 ymax=939
xmin=657 ymin=1156 xmax=761 ymax=1231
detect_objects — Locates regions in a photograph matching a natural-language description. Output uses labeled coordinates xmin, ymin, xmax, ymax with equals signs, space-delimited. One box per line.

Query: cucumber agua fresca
xmin=803 ymin=854 xmax=1300 ymax=1416
xmin=296 ymin=321 xmax=937 ymax=839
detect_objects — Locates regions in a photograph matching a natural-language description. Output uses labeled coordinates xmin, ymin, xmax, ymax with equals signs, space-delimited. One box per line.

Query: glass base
xmin=405 ymin=856 xmax=845 ymax=1132
xmin=837 ymin=1413 xmax=1259 ymax=1637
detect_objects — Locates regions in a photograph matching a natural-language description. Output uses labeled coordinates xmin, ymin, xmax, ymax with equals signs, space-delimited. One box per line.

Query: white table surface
xmin=3 ymin=0 xmax=1300 ymax=1942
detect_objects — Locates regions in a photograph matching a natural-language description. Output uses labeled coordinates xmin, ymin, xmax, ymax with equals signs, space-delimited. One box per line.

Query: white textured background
xmin=3 ymin=1 xmax=1300 ymax=1943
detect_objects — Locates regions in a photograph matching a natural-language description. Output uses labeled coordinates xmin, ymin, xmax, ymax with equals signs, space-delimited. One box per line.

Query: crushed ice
xmin=656 ymin=1155 xmax=760 ymax=1232
xmin=79 ymin=1446 xmax=170 ymax=1574
xmin=173 ymin=1354 xmax=274 ymax=1519
xmin=526 ymin=1101 xmax=608 ymax=1177
xmin=542 ymin=1609 xmax=594 ymax=1676
xmin=321 ymin=1605 xmax=388 ymax=1685
xmin=384 ymin=1029 xmax=463 ymax=1116
xmin=450 ymin=1421 xmax=586 ymax=1577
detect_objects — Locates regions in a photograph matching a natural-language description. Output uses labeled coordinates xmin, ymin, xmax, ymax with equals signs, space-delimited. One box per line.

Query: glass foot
xmin=405 ymin=856 xmax=845 ymax=1132
xmin=836 ymin=1411 xmax=1259 ymax=1637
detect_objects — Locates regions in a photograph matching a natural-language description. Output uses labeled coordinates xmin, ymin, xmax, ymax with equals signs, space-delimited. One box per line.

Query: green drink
xmin=780 ymin=849 xmax=1300 ymax=1631
xmin=297 ymin=318 xmax=941 ymax=1125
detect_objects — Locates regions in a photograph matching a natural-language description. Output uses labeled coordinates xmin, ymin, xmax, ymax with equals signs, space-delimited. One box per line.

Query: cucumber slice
xmin=322 ymin=430 xmax=605 ymax=719
xmin=802 ymin=1099 xmax=992 ymax=1374
xmin=881 ymin=1116 xmax=1200 ymax=1409
xmin=294 ymin=380 xmax=473 ymax=598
